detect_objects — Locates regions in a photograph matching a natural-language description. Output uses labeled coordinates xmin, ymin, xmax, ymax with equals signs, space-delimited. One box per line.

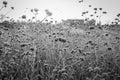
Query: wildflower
xmin=58 ymin=38 xmax=66 ymax=43
xmin=115 ymin=18 xmax=119 ymax=21
xmin=90 ymin=14 xmax=93 ymax=17
xmin=99 ymin=8 xmax=102 ymax=10
xmin=107 ymin=47 xmax=112 ymax=50
xmin=30 ymin=48 xmax=34 ymax=51
xmin=78 ymin=0 xmax=83 ymax=3
xmin=102 ymin=11 xmax=107 ymax=14
xmin=89 ymin=5 xmax=91 ymax=7
xmin=31 ymin=9 xmax=33 ymax=12
xmin=21 ymin=15 xmax=26 ymax=19
xmin=96 ymin=16 xmax=99 ymax=18
xmin=94 ymin=8 xmax=97 ymax=11
xmin=55 ymin=20 xmax=57 ymax=23
xmin=3 ymin=1 xmax=7 ymax=7
xmin=20 ymin=44 xmax=27 ymax=47
xmin=50 ymin=21 xmax=53 ymax=23
xmin=11 ymin=7 xmax=14 ymax=10
xmin=32 ymin=16 xmax=35 ymax=19
xmin=117 ymin=13 xmax=120 ymax=17
xmin=34 ymin=8 xmax=39 ymax=13
xmin=45 ymin=9 xmax=52 ymax=16
xmin=82 ymin=12 xmax=86 ymax=14
xmin=94 ymin=11 xmax=97 ymax=14
xmin=86 ymin=11 xmax=89 ymax=13
xmin=6 ymin=17 xmax=9 ymax=19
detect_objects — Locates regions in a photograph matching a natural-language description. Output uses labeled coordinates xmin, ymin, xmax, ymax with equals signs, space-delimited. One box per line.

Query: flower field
xmin=0 ymin=0 xmax=120 ymax=80
xmin=0 ymin=19 xmax=120 ymax=80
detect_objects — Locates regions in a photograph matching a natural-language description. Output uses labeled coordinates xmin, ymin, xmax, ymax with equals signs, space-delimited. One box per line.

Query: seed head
xmin=11 ymin=7 xmax=14 ymax=10
xmin=22 ymin=15 xmax=26 ymax=19
xmin=99 ymin=8 xmax=102 ymax=10
xmin=45 ymin=9 xmax=52 ymax=16
xmin=31 ymin=9 xmax=33 ymax=12
xmin=34 ymin=8 xmax=39 ymax=12
xmin=102 ymin=11 xmax=107 ymax=14
xmin=94 ymin=8 xmax=97 ymax=11
xmin=3 ymin=1 xmax=8 ymax=7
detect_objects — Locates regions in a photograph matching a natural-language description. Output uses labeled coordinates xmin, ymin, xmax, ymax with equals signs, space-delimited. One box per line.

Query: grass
xmin=0 ymin=0 xmax=120 ymax=79
xmin=0 ymin=19 xmax=120 ymax=80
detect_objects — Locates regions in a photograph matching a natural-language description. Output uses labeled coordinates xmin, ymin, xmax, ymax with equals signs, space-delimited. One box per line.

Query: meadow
xmin=0 ymin=0 xmax=120 ymax=80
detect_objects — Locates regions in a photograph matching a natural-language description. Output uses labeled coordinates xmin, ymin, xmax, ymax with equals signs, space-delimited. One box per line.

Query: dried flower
xmin=115 ymin=18 xmax=119 ymax=21
xmin=32 ymin=16 xmax=35 ymax=19
xmin=117 ymin=13 xmax=120 ymax=17
xmin=11 ymin=7 xmax=14 ymax=10
xmin=6 ymin=17 xmax=9 ymax=18
xmin=78 ymin=0 xmax=83 ymax=3
xmin=31 ymin=9 xmax=33 ymax=12
xmin=45 ymin=9 xmax=52 ymax=16
xmin=3 ymin=1 xmax=7 ymax=7
xmin=55 ymin=20 xmax=57 ymax=23
xmin=82 ymin=12 xmax=86 ymax=14
xmin=90 ymin=14 xmax=93 ymax=17
xmin=99 ymin=8 xmax=102 ymax=10
xmin=102 ymin=11 xmax=107 ymax=14
xmin=21 ymin=15 xmax=26 ymax=19
xmin=34 ymin=8 xmax=39 ymax=12
xmin=50 ymin=21 xmax=53 ymax=23
xmin=89 ymin=5 xmax=91 ymax=7
xmin=45 ymin=19 xmax=48 ymax=22
xmin=94 ymin=8 xmax=97 ymax=11
xmin=94 ymin=11 xmax=97 ymax=14
xmin=96 ymin=16 xmax=99 ymax=18
xmin=86 ymin=11 xmax=89 ymax=13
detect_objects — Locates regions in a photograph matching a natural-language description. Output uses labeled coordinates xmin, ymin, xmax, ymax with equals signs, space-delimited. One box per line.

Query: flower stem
xmin=0 ymin=6 xmax=4 ymax=11
xmin=40 ymin=15 xmax=48 ymax=23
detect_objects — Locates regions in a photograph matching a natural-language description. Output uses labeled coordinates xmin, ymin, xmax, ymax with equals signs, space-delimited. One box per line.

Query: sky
xmin=0 ymin=0 xmax=120 ymax=24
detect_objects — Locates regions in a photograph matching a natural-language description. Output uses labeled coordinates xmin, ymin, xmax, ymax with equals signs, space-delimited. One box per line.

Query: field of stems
xmin=0 ymin=0 xmax=120 ymax=80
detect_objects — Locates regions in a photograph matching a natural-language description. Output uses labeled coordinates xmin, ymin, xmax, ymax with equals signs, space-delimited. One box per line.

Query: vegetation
xmin=0 ymin=0 xmax=120 ymax=80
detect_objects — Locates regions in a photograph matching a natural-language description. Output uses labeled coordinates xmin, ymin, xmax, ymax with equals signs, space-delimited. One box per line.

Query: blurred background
xmin=0 ymin=0 xmax=120 ymax=24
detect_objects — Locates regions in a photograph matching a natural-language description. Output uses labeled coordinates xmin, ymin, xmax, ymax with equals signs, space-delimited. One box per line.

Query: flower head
xmin=90 ymin=14 xmax=93 ymax=17
xmin=94 ymin=8 xmax=97 ymax=11
xmin=21 ymin=15 xmax=26 ymax=19
xmin=32 ymin=16 xmax=35 ymax=19
xmin=45 ymin=9 xmax=52 ymax=16
xmin=89 ymin=5 xmax=91 ymax=7
xmin=3 ymin=1 xmax=7 ymax=7
xmin=34 ymin=8 xmax=39 ymax=13
xmin=96 ymin=16 xmax=99 ymax=18
xmin=94 ymin=11 xmax=97 ymax=14
xmin=117 ymin=13 xmax=120 ymax=17
xmin=86 ymin=11 xmax=89 ymax=13
xmin=45 ymin=19 xmax=48 ymax=22
xmin=11 ymin=7 xmax=14 ymax=10
xmin=102 ymin=11 xmax=107 ymax=14
xmin=99 ymin=8 xmax=102 ymax=10
xmin=78 ymin=0 xmax=83 ymax=3
xmin=82 ymin=12 xmax=86 ymax=14
xmin=31 ymin=9 xmax=33 ymax=12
